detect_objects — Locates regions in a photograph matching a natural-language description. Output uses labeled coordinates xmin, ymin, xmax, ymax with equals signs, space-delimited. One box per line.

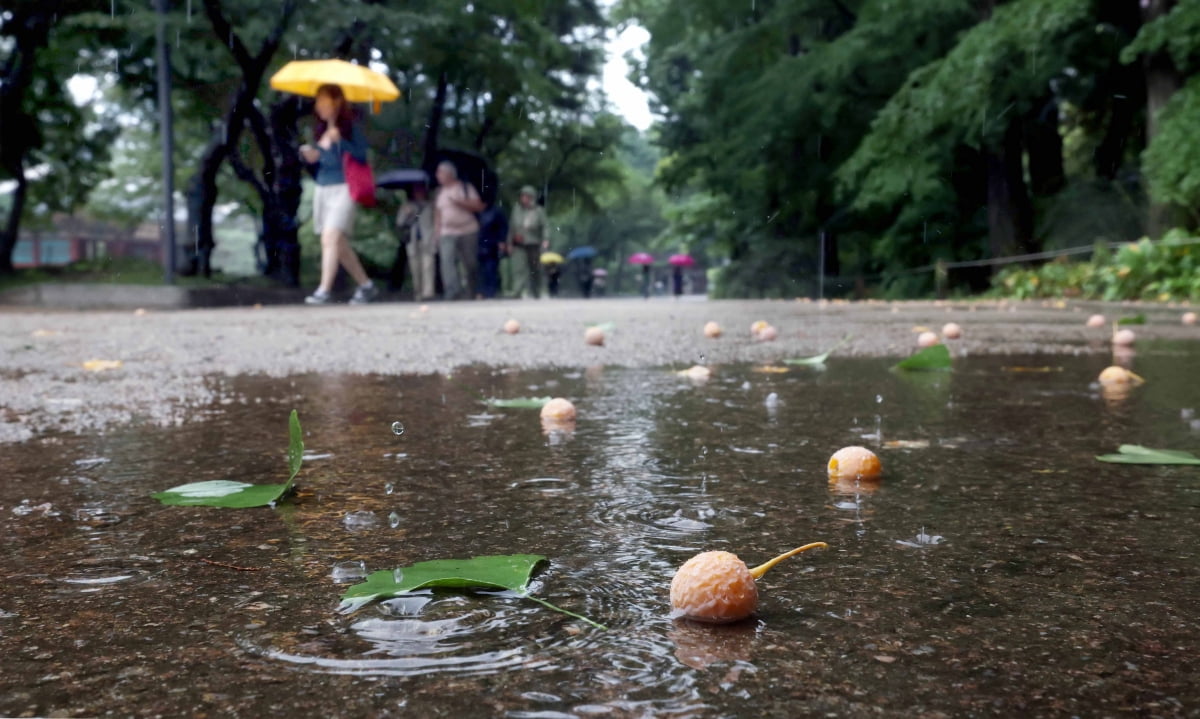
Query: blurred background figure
xmin=392 ymin=184 xmax=435 ymax=300
xmin=507 ymin=185 xmax=547 ymax=299
xmin=476 ymin=201 xmax=508 ymax=299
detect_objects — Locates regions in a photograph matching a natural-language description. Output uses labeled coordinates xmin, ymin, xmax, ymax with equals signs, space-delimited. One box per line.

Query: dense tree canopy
xmin=3 ymin=0 xmax=1197 ymax=299
xmin=622 ymin=0 xmax=1197 ymax=297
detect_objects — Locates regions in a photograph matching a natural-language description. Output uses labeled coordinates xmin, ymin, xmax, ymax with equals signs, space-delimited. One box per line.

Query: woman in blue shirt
xmin=299 ymin=84 xmax=378 ymax=304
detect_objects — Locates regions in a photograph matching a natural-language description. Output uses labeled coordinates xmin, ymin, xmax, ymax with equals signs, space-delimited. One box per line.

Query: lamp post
xmin=155 ymin=0 xmax=176 ymax=284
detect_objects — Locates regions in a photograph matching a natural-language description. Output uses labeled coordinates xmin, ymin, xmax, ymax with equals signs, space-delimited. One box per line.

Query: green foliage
xmin=840 ymin=0 xmax=1093 ymax=209
xmin=483 ymin=397 xmax=553 ymax=409
xmin=892 ymin=344 xmax=952 ymax=372
xmin=338 ymin=554 xmax=606 ymax=629
xmin=994 ymin=230 xmax=1200 ymax=301
xmin=1142 ymin=76 xmax=1200 ymax=212
xmin=152 ymin=410 xmax=303 ymax=508
xmin=1096 ymin=445 xmax=1200 ymax=466
xmin=783 ymin=337 xmax=852 ymax=366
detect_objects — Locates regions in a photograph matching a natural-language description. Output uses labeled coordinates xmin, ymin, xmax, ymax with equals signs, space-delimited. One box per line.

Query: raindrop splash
xmin=391 ymin=421 xmax=405 ymax=436
xmin=388 ymin=511 xmax=401 ymax=528
xmin=384 ymin=482 xmax=395 ymax=495
xmin=331 ymin=560 xmax=367 ymax=583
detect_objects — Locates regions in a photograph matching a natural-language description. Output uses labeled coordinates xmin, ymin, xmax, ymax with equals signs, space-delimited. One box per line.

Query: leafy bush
xmin=993 ymin=229 xmax=1200 ymax=301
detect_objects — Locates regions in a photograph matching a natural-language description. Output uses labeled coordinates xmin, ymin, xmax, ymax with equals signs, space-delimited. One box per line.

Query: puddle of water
xmin=1 ymin=350 xmax=1199 ymax=716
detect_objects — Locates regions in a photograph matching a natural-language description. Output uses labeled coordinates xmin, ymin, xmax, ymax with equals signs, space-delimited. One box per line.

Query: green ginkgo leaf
xmin=338 ymin=554 xmax=606 ymax=629
xmin=1095 ymin=445 xmax=1200 ymax=465
xmin=152 ymin=410 xmax=304 ymax=507
xmin=892 ymin=344 xmax=951 ymax=371
xmin=585 ymin=321 xmax=616 ymax=333
xmin=784 ymin=336 xmax=852 ymax=366
xmin=483 ymin=397 xmax=553 ymax=409
xmin=1116 ymin=314 xmax=1146 ymax=326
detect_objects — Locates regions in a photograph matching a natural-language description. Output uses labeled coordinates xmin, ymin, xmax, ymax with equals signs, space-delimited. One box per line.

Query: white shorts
xmin=313 ymin=183 xmax=356 ymax=236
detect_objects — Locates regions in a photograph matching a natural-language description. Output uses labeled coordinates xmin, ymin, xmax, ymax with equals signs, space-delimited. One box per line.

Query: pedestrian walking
xmin=507 ymin=186 xmax=548 ymax=299
xmin=433 ymin=161 xmax=484 ymax=300
xmin=299 ymin=84 xmax=378 ymax=305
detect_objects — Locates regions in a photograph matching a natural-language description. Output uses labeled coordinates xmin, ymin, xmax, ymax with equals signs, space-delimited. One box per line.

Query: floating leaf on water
xmin=152 ymin=410 xmax=304 ymax=508
xmin=883 ymin=439 xmax=930 ymax=449
xmin=483 ymin=397 xmax=553 ymax=409
xmin=783 ymin=335 xmax=852 ymax=366
xmin=892 ymin=344 xmax=951 ymax=372
xmin=1001 ymin=366 xmax=1063 ymax=373
xmin=82 ymin=359 xmax=123 ymax=372
xmin=1116 ymin=314 xmax=1146 ymax=325
xmin=751 ymin=366 xmax=789 ymax=374
xmin=1095 ymin=445 xmax=1200 ymax=465
xmin=337 ymin=554 xmax=606 ymax=629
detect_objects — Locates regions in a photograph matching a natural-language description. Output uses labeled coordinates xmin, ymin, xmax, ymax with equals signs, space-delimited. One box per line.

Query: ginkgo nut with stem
xmin=669 ymin=542 xmax=828 ymax=623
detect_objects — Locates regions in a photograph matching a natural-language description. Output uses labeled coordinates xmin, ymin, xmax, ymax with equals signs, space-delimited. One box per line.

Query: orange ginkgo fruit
xmin=539 ymin=397 xmax=577 ymax=422
xmin=669 ymin=543 xmax=828 ymax=623
xmin=828 ymin=446 xmax=882 ymax=481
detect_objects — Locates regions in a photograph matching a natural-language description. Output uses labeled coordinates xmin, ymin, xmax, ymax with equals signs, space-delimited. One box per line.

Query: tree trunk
xmin=260 ymin=96 xmax=306 ymax=286
xmin=0 ymin=4 xmax=58 ymax=273
xmin=183 ymin=131 xmax=225 ymax=277
xmin=1093 ymin=64 xmax=1141 ymax=180
xmin=985 ymin=120 xmax=1035 ymax=258
xmin=1141 ymin=0 xmax=1182 ymax=235
xmin=1024 ymin=94 xmax=1064 ymax=197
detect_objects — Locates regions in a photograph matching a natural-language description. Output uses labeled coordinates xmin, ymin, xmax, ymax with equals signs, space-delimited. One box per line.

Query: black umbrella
xmin=375 ymin=168 xmax=429 ymax=190
xmin=431 ymin=148 xmax=499 ymax=206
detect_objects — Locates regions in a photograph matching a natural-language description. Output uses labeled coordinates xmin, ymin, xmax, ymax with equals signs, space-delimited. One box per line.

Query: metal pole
xmin=155 ymin=0 xmax=177 ymax=284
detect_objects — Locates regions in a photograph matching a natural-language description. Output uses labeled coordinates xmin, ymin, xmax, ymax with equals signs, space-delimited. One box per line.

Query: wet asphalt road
xmin=1 ymin=296 xmax=1195 ymax=442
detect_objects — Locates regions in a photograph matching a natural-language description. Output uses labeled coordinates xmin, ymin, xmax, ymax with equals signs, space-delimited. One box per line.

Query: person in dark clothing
xmin=476 ymin=203 xmax=508 ymax=299
xmin=641 ymin=265 xmax=651 ymax=299
xmin=546 ymin=263 xmax=562 ymax=297
xmin=673 ymin=265 xmax=684 ymax=297
xmin=576 ymin=256 xmax=594 ymax=298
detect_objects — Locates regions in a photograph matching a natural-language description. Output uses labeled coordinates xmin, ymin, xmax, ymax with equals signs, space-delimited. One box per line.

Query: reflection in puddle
xmin=5 ymin=351 xmax=1200 ymax=717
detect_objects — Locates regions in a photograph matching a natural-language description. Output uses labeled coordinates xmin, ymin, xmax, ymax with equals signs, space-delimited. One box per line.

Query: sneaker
xmin=349 ymin=283 xmax=379 ymax=305
xmin=305 ymin=290 xmax=332 ymax=305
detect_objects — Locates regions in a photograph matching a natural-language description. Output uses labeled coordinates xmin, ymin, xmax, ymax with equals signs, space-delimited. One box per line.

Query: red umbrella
xmin=628 ymin=252 xmax=654 ymax=265
xmin=668 ymin=253 xmax=695 ymax=267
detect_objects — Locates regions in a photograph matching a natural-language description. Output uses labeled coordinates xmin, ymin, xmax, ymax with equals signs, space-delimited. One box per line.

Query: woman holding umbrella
xmin=299 ymin=84 xmax=377 ymax=305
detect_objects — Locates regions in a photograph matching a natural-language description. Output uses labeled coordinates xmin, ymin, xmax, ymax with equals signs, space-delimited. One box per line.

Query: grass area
xmin=0 ymin=256 xmax=282 ymax=293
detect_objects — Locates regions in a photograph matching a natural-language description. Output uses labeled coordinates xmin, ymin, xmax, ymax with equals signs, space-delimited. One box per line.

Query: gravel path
xmin=1 ymin=296 xmax=1195 ymax=442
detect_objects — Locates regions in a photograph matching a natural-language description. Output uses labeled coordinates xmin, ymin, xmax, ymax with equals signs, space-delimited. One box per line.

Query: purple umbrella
xmin=628 ymin=252 xmax=654 ymax=265
xmin=668 ymin=254 xmax=696 ymax=267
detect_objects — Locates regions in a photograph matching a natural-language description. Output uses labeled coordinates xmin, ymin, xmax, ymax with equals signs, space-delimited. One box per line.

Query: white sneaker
xmin=305 ymin=290 xmax=332 ymax=305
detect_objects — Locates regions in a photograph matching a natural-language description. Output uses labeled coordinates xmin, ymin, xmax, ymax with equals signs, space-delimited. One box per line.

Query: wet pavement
xmin=1 ymin=337 xmax=1199 ymax=716
xmin=1 ymin=296 xmax=1197 ymax=442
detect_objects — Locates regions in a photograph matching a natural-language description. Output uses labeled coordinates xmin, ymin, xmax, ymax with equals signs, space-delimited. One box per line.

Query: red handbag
xmin=342 ymin=153 xmax=377 ymax=207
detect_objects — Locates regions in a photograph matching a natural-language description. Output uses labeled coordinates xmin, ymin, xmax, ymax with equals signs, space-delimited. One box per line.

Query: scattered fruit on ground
xmin=828 ymin=446 xmax=882 ymax=481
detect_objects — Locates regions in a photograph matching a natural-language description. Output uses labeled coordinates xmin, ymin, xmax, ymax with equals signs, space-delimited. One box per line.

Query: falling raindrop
xmin=392 ymin=568 xmax=405 ymax=583
xmin=391 ymin=421 xmax=405 ymax=436
xmin=764 ymin=392 xmax=779 ymax=406
xmin=876 ymin=394 xmax=884 ymax=404
xmin=384 ymin=482 xmax=394 ymax=495
xmin=388 ymin=511 xmax=401 ymax=528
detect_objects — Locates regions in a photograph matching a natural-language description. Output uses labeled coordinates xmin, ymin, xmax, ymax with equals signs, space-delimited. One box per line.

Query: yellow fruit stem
xmin=748 ymin=542 xmax=829 ymax=579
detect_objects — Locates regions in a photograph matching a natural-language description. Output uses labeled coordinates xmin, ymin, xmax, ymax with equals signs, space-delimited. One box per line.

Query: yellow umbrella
xmin=540 ymin=251 xmax=565 ymax=265
xmin=270 ymin=59 xmax=400 ymax=113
